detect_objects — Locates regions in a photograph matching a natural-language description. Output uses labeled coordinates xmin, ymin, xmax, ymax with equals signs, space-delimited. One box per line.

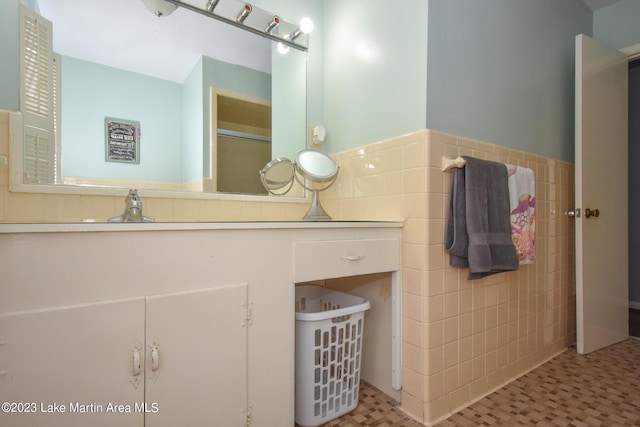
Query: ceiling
xmin=37 ymin=0 xmax=273 ymax=83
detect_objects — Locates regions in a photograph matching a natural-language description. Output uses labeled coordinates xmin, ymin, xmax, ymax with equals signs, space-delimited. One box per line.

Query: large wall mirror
xmin=20 ymin=0 xmax=308 ymax=197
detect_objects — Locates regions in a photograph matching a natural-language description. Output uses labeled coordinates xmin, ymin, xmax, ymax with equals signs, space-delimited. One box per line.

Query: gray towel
xmin=445 ymin=156 xmax=519 ymax=279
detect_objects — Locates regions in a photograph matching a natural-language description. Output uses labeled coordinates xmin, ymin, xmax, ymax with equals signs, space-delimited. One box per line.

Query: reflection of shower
xmin=108 ymin=189 xmax=155 ymax=223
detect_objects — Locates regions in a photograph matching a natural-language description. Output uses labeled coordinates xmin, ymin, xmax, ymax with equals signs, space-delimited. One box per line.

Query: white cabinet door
xmin=144 ymin=284 xmax=248 ymax=427
xmin=0 ymin=298 xmax=146 ymax=427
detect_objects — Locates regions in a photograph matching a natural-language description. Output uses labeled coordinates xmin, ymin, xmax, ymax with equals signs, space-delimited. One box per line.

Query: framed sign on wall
xmin=105 ymin=117 xmax=140 ymax=164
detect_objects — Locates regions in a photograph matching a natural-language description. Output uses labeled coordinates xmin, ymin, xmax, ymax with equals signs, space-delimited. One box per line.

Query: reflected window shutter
xmin=52 ymin=53 xmax=61 ymax=183
xmin=23 ymin=126 xmax=54 ymax=184
xmin=20 ymin=5 xmax=55 ymax=184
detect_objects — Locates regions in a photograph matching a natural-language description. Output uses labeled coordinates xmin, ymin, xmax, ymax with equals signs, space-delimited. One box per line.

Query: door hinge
xmin=242 ymin=302 xmax=253 ymax=326
xmin=245 ymin=405 xmax=252 ymax=426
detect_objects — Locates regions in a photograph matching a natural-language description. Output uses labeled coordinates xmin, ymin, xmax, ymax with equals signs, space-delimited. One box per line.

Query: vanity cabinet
xmin=145 ymin=285 xmax=248 ymax=427
xmin=0 ymin=297 xmax=145 ymax=426
xmin=0 ymin=222 xmax=402 ymax=426
xmin=0 ymin=285 xmax=249 ymax=427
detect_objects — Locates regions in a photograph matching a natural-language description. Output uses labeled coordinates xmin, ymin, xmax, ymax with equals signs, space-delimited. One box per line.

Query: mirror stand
xmin=303 ymin=189 xmax=331 ymax=221
xmin=259 ymin=149 xmax=339 ymax=221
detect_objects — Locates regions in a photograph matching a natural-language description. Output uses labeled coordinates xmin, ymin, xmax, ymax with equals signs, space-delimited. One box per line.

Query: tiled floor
xmin=314 ymin=339 xmax=640 ymax=427
xmin=313 ymin=382 xmax=422 ymax=427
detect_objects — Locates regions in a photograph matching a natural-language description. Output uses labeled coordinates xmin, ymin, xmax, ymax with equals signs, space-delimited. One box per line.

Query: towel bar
xmin=441 ymin=156 xmax=466 ymax=171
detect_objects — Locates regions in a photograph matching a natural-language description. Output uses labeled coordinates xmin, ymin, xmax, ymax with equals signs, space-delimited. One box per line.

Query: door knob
xmin=584 ymin=208 xmax=600 ymax=218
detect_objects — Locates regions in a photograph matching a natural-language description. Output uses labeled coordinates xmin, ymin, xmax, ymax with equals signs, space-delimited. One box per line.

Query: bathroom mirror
xmin=295 ymin=149 xmax=339 ymax=183
xmin=28 ymin=0 xmax=307 ymax=197
xmin=259 ymin=157 xmax=294 ymax=195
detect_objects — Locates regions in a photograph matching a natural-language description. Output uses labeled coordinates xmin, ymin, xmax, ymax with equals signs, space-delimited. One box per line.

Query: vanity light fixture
xmin=159 ymin=0 xmax=310 ymax=51
xmin=265 ymin=16 xmax=280 ymax=33
xmin=236 ymin=4 xmax=252 ymax=23
xmin=206 ymin=0 xmax=220 ymax=12
xmin=141 ymin=0 xmax=177 ymax=17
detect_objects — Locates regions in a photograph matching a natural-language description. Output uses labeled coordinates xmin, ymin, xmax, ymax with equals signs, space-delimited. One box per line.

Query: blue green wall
xmin=0 ymin=0 xmax=20 ymax=111
xmin=271 ymin=46 xmax=307 ymax=160
xmin=321 ymin=0 xmax=594 ymax=162
xmin=61 ymin=56 xmax=184 ymax=183
xmin=425 ymin=0 xmax=592 ymax=162
xmin=321 ymin=0 xmax=428 ymax=155
xmin=182 ymin=58 xmax=204 ymax=184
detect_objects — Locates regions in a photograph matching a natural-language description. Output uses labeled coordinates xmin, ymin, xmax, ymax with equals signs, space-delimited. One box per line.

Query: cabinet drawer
xmin=294 ymin=238 xmax=400 ymax=282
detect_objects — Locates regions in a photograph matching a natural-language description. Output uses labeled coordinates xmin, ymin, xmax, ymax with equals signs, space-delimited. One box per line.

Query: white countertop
xmin=0 ymin=221 xmax=403 ymax=234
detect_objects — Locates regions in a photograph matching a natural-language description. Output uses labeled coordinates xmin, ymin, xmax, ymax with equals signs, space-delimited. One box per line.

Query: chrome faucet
xmin=108 ymin=189 xmax=155 ymax=222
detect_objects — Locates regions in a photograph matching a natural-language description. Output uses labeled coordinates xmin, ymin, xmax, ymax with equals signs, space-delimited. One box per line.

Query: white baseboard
xmin=630 ymin=301 xmax=640 ymax=310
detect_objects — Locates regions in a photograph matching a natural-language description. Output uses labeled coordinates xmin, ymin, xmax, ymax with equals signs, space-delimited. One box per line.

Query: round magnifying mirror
xmin=259 ymin=157 xmax=294 ymax=194
xmin=295 ymin=149 xmax=338 ymax=183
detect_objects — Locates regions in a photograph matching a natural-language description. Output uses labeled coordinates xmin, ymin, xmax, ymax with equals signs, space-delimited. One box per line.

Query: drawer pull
xmin=341 ymin=255 xmax=365 ymax=262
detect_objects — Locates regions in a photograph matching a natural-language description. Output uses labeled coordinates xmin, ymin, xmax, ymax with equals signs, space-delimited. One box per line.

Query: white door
xmin=575 ymin=34 xmax=629 ymax=354
xmin=0 ymin=298 xmax=146 ymax=427
xmin=144 ymin=285 xmax=248 ymax=427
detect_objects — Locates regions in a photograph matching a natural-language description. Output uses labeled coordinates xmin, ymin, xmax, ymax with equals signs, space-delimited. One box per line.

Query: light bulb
xmin=300 ymin=17 xmax=314 ymax=34
xmin=141 ymin=0 xmax=177 ymax=17
xmin=277 ymin=42 xmax=290 ymax=55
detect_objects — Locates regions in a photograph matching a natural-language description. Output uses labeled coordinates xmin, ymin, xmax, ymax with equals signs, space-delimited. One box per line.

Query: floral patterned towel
xmin=507 ymin=165 xmax=535 ymax=264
